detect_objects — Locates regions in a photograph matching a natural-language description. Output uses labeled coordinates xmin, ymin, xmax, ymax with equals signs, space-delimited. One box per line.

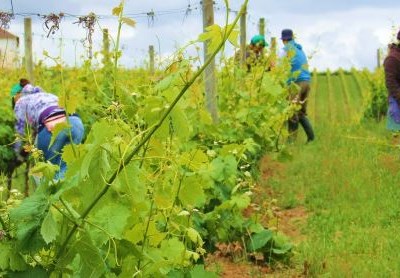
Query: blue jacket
xmin=283 ymin=40 xmax=311 ymax=83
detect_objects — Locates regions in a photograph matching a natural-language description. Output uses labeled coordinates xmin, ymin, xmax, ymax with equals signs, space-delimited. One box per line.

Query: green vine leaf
xmin=40 ymin=209 xmax=59 ymax=244
xmin=198 ymin=24 xmax=223 ymax=55
xmin=186 ymin=227 xmax=204 ymax=246
xmin=59 ymin=94 xmax=79 ymax=114
xmin=9 ymin=192 xmax=49 ymax=251
xmin=190 ymin=265 xmax=218 ymax=278
xmin=30 ymin=162 xmax=59 ymax=180
xmin=74 ymin=231 xmax=107 ymax=277
xmin=247 ymin=229 xmax=273 ymax=252
xmin=87 ymin=202 xmax=131 ymax=246
xmin=209 ymin=155 xmax=237 ymax=184
xmin=112 ymin=5 xmax=122 ymax=16
xmin=226 ymin=24 xmax=239 ymax=48
xmin=121 ymin=17 xmax=136 ymax=27
xmin=179 ymin=175 xmax=206 ymax=207
xmin=198 ymin=23 xmax=239 ymax=54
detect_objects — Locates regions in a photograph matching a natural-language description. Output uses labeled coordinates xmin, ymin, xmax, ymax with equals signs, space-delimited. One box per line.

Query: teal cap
xmin=250 ymin=35 xmax=268 ymax=47
xmin=10 ymin=84 xmax=22 ymax=97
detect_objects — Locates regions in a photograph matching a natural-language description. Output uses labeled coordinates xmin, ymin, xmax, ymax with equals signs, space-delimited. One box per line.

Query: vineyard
xmin=0 ymin=0 xmax=398 ymax=277
xmin=318 ymin=69 xmax=388 ymax=123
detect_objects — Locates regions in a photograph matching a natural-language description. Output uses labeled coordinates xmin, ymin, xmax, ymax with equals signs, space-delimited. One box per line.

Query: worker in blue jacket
xmin=280 ymin=29 xmax=314 ymax=143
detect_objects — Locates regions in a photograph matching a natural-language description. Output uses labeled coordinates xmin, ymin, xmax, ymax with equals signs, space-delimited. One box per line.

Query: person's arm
xmin=13 ymin=102 xmax=27 ymax=154
xmin=384 ymin=56 xmax=400 ymax=102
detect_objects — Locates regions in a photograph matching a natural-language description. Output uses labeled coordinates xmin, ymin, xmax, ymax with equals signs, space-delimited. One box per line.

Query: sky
xmin=0 ymin=0 xmax=399 ymax=71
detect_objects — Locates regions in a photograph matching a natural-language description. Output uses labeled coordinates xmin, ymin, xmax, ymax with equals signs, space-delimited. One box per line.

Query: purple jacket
xmin=14 ymin=92 xmax=60 ymax=151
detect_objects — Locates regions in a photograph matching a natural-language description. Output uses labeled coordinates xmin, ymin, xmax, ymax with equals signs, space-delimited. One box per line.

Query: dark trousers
xmin=288 ymin=81 xmax=315 ymax=142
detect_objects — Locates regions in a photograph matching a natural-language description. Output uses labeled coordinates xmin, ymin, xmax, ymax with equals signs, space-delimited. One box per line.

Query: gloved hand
xmin=19 ymin=148 xmax=29 ymax=158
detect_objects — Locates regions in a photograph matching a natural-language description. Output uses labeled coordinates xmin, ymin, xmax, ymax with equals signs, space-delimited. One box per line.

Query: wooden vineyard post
xmin=270 ymin=37 xmax=277 ymax=53
xmin=270 ymin=37 xmax=277 ymax=65
xmin=377 ymin=49 xmax=381 ymax=68
xmin=102 ymin=28 xmax=111 ymax=65
xmin=240 ymin=6 xmax=247 ymax=66
xmin=202 ymin=0 xmax=218 ymax=123
xmin=149 ymin=45 xmax=155 ymax=75
xmin=258 ymin=17 xmax=265 ymax=36
xmin=24 ymin=17 xmax=34 ymax=83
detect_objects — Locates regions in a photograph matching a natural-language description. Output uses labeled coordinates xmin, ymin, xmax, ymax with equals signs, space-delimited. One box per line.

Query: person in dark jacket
xmin=384 ymin=29 xmax=400 ymax=132
xmin=280 ymin=29 xmax=314 ymax=143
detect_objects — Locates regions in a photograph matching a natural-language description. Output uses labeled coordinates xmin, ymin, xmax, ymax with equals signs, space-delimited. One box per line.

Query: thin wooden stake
xmin=258 ymin=18 xmax=265 ymax=36
xmin=24 ymin=17 xmax=34 ymax=82
xmin=149 ymin=45 xmax=155 ymax=75
xmin=202 ymin=0 xmax=218 ymax=123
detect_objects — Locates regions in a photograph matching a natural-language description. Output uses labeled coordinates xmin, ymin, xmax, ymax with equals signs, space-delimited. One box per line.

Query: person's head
xmin=10 ymin=78 xmax=30 ymax=106
xmin=281 ymin=29 xmax=294 ymax=44
xmin=250 ymin=35 xmax=267 ymax=54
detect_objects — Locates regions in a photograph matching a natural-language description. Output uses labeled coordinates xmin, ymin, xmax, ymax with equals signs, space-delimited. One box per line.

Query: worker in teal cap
xmin=235 ymin=34 xmax=268 ymax=71
xmin=10 ymin=78 xmax=30 ymax=108
xmin=10 ymin=78 xmax=85 ymax=180
xmin=250 ymin=34 xmax=267 ymax=55
xmin=10 ymin=84 xmax=22 ymax=96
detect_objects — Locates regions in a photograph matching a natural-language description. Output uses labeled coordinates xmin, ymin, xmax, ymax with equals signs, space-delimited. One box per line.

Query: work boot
xmin=299 ymin=115 xmax=314 ymax=142
xmin=287 ymin=119 xmax=299 ymax=143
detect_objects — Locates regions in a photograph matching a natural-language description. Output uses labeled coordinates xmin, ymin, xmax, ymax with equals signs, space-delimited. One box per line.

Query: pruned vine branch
xmin=0 ymin=12 xmax=13 ymax=30
xmin=42 ymin=13 xmax=64 ymax=37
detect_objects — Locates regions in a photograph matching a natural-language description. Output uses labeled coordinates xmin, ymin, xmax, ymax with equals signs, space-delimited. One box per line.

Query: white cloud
xmin=259 ymin=6 xmax=400 ymax=70
xmin=1 ymin=1 xmax=399 ymax=71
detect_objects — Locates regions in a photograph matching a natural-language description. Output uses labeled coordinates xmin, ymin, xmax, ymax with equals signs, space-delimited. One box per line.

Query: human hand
xmin=19 ymin=148 xmax=29 ymax=158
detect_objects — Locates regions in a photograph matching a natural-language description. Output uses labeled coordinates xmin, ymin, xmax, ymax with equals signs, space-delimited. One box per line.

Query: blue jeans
xmin=37 ymin=115 xmax=84 ymax=179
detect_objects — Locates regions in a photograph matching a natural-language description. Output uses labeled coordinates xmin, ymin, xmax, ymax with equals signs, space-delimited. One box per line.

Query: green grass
xmin=331 ymin=74 xmax=350 ymax=123
xmin=313 ymin=74 xmax=329 ymax=127
xmin=270 ymin=70 xmax=400 ymax=275
xmin=271 ymin=121 xmax=400 ymax=276
xmin=313 ymin=72 xmax=367 ymax=125
xmin=346 ymin=74 xmax=364 ymax=112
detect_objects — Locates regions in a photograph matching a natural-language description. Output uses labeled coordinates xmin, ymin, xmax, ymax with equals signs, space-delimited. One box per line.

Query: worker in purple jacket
xmin=11 ymin=79 xmax=84 ymax=179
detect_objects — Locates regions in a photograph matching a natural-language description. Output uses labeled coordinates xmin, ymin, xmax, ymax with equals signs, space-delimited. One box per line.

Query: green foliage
xmin=0 ymin=94 xmax=16 ymax=175
xmin=212 ymin=56 xmax=292 ymax=155
xmin=87 ymin=202 xmax=131 ymax=245
xmin=247 ymin=229 xmax=273 ymax=251
xmin=0 ymin=0 xmax=295 ymax=275
xmin=198 ymin=24 xmax=239 ymax=54
xmin=0 ymin=59 xmax=293 ymax=276
xmin=40 ymin=209 xmax=59 ymax=244
xmin=361 ymin=68 xmax=388 ymax=121
xmin=6 ymin=266 xmax=48 ymax=277
xmin=9 ymin=190 xmax=49 ymax=252
xmin=168 ymin=264 xmax=218 ymax=278
xmin=0 ymin=242 xmax=28 ymax=271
